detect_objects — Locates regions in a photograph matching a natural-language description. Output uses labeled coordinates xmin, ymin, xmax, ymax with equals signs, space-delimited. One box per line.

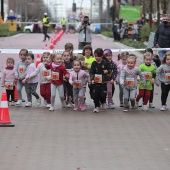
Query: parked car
xmin=23 ymin=21 xmax=43 ymax=33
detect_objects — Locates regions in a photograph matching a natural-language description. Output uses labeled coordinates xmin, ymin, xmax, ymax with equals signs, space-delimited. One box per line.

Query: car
xmin=23 ymin=21 xmax=43 ymax=33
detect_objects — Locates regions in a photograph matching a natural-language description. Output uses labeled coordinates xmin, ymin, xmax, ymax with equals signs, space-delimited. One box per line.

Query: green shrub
xmin=0 ymin=23 xmax=9 ymax=32
xmin=139 ymin=23 xmax=157 ymax=41
xmin=101 ymin=31 xmax=113 ymax=38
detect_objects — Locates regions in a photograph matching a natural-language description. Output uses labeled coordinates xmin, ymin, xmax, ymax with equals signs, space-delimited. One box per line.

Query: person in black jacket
xmin=154 ymin=16 xmax=170 ymax=60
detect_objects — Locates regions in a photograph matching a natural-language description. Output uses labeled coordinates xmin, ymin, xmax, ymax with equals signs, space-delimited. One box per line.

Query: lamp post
xmin=80 ymin=0 xmax=84 ymax=13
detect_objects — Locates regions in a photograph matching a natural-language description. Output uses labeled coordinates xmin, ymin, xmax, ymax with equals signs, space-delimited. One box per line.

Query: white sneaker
xmin=44 ymin=100 xmax=47 ymax=105
xmin=67 ymin=103 xmax=72 ymax=108
xmin=101 ymin=103 xmax=107 ymax=109
xmin=37 ymin=98 xmax=41 ymax=106
xmin=25 ymin=102 xmax=32 ymax=107
xmin=142 ymin=105 xmax=149 ymax=111
xmin=160 ymin=105 xmax=168 ymax=111
xmin=46 ymin=104 xmax=51 ymax=108
xmin=149 ymin=103 xmax=155 ymax=108
xmin=15 ymin=100 xmax=22 ymax=106
xmin=108 ymin=103 xmax=114 ymax=109
xmin=93 ymin=107 xmax=99 ymax=113
xmin=49 ymin=106 xmax=54 ymax=111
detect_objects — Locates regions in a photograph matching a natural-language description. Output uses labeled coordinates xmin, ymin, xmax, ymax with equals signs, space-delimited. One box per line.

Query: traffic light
xmin=72 ymin=3 xmax=76 ymax=12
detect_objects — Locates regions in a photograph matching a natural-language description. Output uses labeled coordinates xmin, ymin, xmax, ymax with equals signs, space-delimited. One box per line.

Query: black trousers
xmin=161 ymin=82 xmax=170 ymax=105
xmin=6 ymin=86 xmax=15 ymax=102
xmin=63 ymin=81 xmax=73 ymax=101
xmin=92 ymin=83 xmax=107 ymax=108
xmin=78 ymin=42 xmax=91 ymax=50
xmin=43 ymin=26 xmax=50 ymax=40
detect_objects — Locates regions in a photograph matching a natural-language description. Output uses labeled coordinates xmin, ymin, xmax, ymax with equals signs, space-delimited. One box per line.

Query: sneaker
xmin=119 ymin=103 xmax=124 ymax=107
xmin=44 ymin=100 xmax=47 ymax=105
xmin=25 ymin=102 xmax=32 ymax=107
xmin=37 ymin=98 xmax=41 ymax=106
xmin=11 ymin=101 xmax=15 ymax=106
xmin=142 ymin=105 xmax=149 ymax=111
xmin=73 ymin=106 xmax=79 ymax=111
xmin=80 ymin=104 xmax=86 ymax=111
xmin=108 ymin=103 xmax=114 ymax=109
xmin=67 ymin=102 xmax=72 ymax=108
xmin=101 ymin=103 xmax=107 ymax=109
xmin=149 ymin=103 xmax=155 ymax=108
xmin=160 ymin=105 xmax=168 ymax=111
xmin=123 ymin=108 xmax=128 ymax=112
xmin=49 ymin=107 xmax=54 ymax=111
xmin=15 ymin=100 xmax=22 ymax=106
xmin=46 ymin=104 xmax=51 ymax=108
xmin=135 ymin=102 xmax=139 ymax=107
xmin=93 ymin=107 xmax=99 ymax=113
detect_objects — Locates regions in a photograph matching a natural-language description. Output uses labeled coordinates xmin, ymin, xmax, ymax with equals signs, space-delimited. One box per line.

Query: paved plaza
xmin=0 ymin=33 xmax=170 ymax=170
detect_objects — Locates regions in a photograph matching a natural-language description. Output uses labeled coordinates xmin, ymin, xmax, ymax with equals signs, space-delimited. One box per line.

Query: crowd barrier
xmin=0 ymin=48 xmax=170 ymax=55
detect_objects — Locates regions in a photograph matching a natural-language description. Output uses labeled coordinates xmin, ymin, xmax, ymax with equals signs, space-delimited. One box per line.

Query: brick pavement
xmin=0 ymin=33 xmax=169 ymax=170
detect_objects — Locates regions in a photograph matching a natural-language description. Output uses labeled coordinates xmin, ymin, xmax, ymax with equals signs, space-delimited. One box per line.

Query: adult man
xmin=76 ymin=16 xmax=94 ymax=49
xmin=42 ymin=13 xmax=50 ymax=41
xmin=154 ymin=16 xmax=170 ymax=60
xmin=61 ymin=17 xmax=67 ymax=32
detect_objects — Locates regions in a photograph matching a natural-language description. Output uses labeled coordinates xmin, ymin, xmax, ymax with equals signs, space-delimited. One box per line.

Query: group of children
xmin=1 ymin=43 xmax=170 ymax=112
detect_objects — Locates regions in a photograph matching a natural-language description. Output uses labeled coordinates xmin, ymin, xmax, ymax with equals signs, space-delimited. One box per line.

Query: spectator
xmin=112 ymin=18 xmax=119 ymax=42
xmin=132 ymin=21 xmax=139 ymax=40
xmin=76 ymin=16 xmax=94 ymax=49
xmin=120 ymin=18 xmax=129 ymax=39
xmin=42 ymin=13 xmax=50 ymax=42
xmin=61 ymin=17 xmax=67 ymax=32
xmin=154 ymin=16 xmax=170 ymax=60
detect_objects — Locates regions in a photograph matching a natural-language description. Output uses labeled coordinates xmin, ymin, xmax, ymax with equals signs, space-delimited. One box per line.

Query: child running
xmin=63 ymin=50 xmax=73 ymax=107
xmin=48 ymin=53 xmax=69 ymax=111
xmin=116 ymin=52 xmax=129 ymax=107
xmin=15 ymin=49 xmax=28 ymax=106
xmin=90 ymin=48 xmax=112 ymax=113
xmin=136 ymin=52 xmax=156 ymax=111
xmin=103 ymin=49 xmax=118 ymax=109
xmin=1 ymin=58 xmax=16 ymax=106
xmin=69 ymin=60 xmax=90 ymax=111
xmin=22 ymin=53 xmax=41 ymax=107
xmin=156 ymin=52 xmax=170 ymax=111
xmin=120 ymin=54 xmax=146 ymax=112
xmin=64 ymin=43 xmax=76 ymax=61
xmin=28 ymin=52 xmax=51 ymax=108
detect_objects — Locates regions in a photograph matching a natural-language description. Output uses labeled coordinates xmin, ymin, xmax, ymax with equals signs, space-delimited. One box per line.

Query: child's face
xmin=7 ymin=61 xmax=14 ymax=67
xmin=94 ymin=54 xmax=102 ymax=62
xmin=85 ymin=49 xmax=91 ymax=56
xmin=144 ymin=55 xmax=152 ymax=65
xmin=127 ymin=58 xmax=136 ymax=69
xmin=166 ymin=55 xmax=170 ymax=65
xmin=63 ymin=52 xmax=71 ymax=62
xmin=26 ymin=56 xmax=33 ymax=64
xmin=106 ymin=53 xmax=112 ymax=62
xmin=73 ymin=61 xmax=81 ymax=72
xmin=122 ymin=57 xmax=127 ymax=65
xmin=54 ymin=54 xmax=63 ymax=65
xmin=19 ymin=51 xmax=27 ymax=61
xmin=42 ymin=54 xmax=49 ymax=64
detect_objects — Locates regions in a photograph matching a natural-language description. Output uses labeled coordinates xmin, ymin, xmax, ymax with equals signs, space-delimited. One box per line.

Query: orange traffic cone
xmin=36 ymin=54 xmax=41 ymax=67
xmin=0 ymin=92 xmax=15 ymax=127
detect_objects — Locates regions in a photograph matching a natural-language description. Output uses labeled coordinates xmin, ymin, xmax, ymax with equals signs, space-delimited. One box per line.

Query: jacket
xmin=154 ymin=23 xmax=170 ymax=48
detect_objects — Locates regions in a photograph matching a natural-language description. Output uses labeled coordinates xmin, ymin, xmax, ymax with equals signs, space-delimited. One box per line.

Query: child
xmin=64 ymin=42 xmax=76 ymax=61
xmin=1 ymin=58 xmax=16 ymax=106
xmin=136 ymin=52 xmax=156 ymax=111
xmin=63 ymin=50 xmax=73 ymax=107
xmin=156 ymin=52 xmax=170 ymax=111
xmin=120 ymin=54 xmax=146 ymax=112
xmin=48 ymin=53 xmax=69 ymax=111
xmin=76 ymin=54 xmax=89 ymax=71
xmin=22 ymin=53 xmax=41 ymax=107
xmin=15 ymin=49 xmax=28 ymax=106
xmin=103 ymin=49 xmax=118 ymax=109
xmin=28 ymin=52 xmax=51 ymax=108
xmin=69 ymin=60 xmax=90 ymax=111
xmin=90 ymin=48 xmax=112 ymax=113
xmin=116 ymin=52 xmax=129 ymax=107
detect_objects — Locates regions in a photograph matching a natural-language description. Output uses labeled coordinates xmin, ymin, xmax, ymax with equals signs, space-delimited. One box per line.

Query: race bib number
xmin=125 ymin=78 xmax=134 ymax=86
xmin=165 ymin=73 xmax=170 ymax=81
xmin=74 ymin=80 xmax=82 ymax=88
xmin=18 ymin=66 xmax=25 ymax=73
xmin=42 ymin=70 xmax=50 ymax=76
xmin=5 ymin=81 xmax=14 ymax=90
xmin=143 ymin=72 xmax=151 ymax=80
xmin=94 ymin=74 xmax=102 ymax=83
xmin=51 ymin=72 xmax=59 ymax=80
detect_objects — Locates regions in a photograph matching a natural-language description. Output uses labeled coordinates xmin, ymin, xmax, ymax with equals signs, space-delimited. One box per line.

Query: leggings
xmin=161 ymin=82 xmax=170 ymax=105
xmin=136 ymin=89 xmax=151 ymax=105
xmin=73 ymin=87 xmax=85 ymax=107
xmin=6 ymin=87 xmax=15 ymax=102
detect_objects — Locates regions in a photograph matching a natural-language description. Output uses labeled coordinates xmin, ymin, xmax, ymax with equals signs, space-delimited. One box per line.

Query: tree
xmin=1 ymin=0 xmax=4 ymax=20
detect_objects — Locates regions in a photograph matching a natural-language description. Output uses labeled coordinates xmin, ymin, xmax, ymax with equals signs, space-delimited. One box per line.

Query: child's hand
xmin=22 ymin=79 xmax=26 ymax=83
xmin=65 ymin=74 xmax=69 ymax=79
xmin=115 ymin=81 xmax=119 ymax=85
xmin=103 ymin=70 xmax=108 ymax=74
xmin=111 ymin=79 xmax=114 ymax=84
xmin=151 ymin=78 xmax=155 ymax=84
xmin=92 ymin=80 xmax=94 ymax=84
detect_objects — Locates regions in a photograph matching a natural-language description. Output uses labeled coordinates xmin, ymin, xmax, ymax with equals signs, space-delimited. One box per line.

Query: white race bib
xmin=51 ymin=72 xmax=59 ymax=80
xmin=94 ymin=74 xmax=102 ymax=83
xmin=125 ymin=78 xmax=134 ymax=86
xmin=142 ymin=72 xmax=151 ymax=80
xmin=74 ymin=80 xmax=82 ymax=89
